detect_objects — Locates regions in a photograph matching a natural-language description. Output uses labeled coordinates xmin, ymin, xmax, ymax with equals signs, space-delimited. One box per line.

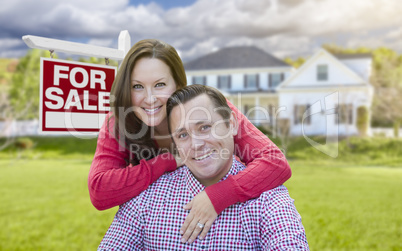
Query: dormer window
xmin=317 ymin=64 xmax=328 ymax=81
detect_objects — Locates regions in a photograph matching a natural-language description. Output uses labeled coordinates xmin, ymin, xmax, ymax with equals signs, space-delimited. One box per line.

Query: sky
xmin=0 ymin=0 xmax=401 ymax=62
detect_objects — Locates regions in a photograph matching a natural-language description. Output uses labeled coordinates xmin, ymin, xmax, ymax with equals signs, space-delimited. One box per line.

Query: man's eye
xmin=200 ymin=125 xmax=211 ymax=131
xmin=178 ymin=132 xmax=188 ymax=139
xmin=155 ymin=82 xmax=166 ymax=87
xmin=132 ymin=84 xmax=143 ymax=89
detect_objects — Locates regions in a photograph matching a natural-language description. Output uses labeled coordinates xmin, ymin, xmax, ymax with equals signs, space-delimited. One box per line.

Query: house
xmin=184 ymin=46 xmax=294 ymax=128
xmin=276 ymin=49 xmax=373 ymax=136
xmin=184 ymin=46 xmax=373 ymax=136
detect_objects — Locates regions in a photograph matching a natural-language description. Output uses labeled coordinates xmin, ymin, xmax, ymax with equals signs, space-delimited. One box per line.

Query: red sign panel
xmin=40 ymin=58 xmax=116 ymax=134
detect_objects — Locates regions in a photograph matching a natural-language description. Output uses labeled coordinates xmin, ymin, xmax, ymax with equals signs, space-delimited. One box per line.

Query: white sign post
xmin=23 ymin=30 xmax=131 ymax=62
xmin=22 ymin=30 xmax=131 ymax=136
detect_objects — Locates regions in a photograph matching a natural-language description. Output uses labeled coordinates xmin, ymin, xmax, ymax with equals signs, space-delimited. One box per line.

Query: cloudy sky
xmin=0 ymin=0 xmax=401 ymax=62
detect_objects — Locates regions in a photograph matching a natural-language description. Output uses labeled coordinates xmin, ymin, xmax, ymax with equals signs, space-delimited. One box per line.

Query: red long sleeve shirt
xmin=88 ymin=101 xmax=291 ymax=212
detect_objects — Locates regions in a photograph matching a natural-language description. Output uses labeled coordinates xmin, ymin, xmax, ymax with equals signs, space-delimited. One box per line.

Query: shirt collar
xmin=185 ymin=156 xmax=245 ymax=197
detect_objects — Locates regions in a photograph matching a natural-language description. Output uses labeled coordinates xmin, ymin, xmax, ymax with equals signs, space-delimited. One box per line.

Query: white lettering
xmin=53 ymin=65 xmax=69 ymax=86
xmin=83 ymin=90 xmax=97 ymax=111
xmin=64 ymin=89 xmax=83 ymax=110
xmin=90 ymin=70 xmax=106 ymax=90
xmin=45 ymin=87 xmax=64 ymax=109
xmin=98 ymin=91 xmax=110 ymax=111
xmin=70 ymin=67 xmax=88 ymax=88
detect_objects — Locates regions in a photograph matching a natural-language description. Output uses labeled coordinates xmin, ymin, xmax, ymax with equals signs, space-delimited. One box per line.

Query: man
xmin=98 ymin=85 xmax=309 ymax=250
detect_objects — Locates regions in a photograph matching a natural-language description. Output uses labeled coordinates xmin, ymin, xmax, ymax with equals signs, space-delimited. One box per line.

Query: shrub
xmin=357 ymin=106 xmax=369 ymax=136
xmin=14 ymin=137 xmax=34 ymax=150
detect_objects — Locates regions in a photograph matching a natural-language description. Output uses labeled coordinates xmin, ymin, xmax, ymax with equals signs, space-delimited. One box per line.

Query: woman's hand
xmin=180 ymin=191 xmax=218 ymax=244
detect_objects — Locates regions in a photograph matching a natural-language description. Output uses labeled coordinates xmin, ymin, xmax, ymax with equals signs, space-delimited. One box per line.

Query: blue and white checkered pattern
xmin=98 ymin=157 xmax=309 ymax=250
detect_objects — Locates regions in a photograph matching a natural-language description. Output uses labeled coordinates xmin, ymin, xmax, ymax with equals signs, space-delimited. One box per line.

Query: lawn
xmin=0 ymin=136 xmax=401 ymax=250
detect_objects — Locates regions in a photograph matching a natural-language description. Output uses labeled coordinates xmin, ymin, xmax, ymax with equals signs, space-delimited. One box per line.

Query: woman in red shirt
xmin=89 ymin=39 xmax=291 ymax=243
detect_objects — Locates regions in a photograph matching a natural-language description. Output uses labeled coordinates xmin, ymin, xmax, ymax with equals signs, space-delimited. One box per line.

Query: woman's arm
xmin=204 ymin=100 xmax=292 ymax=213
xmin=88 ymin=113 xmax=177 ymax=210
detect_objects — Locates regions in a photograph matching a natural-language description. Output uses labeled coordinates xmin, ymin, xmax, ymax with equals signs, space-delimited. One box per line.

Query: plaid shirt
xmin=98 ymin=157 xmax=309 ymax=250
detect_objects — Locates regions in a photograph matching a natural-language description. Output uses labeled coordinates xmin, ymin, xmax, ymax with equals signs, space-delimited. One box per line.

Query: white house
xmin=276 ymin=49 xmax=373 ymax=136
xmin=184 ymin=46 xmax=373 ymax=137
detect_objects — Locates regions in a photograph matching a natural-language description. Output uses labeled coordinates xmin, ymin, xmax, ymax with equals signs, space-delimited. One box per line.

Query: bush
xmin=14 ymin=137 xmax=34 ymax=150
xmin=357 ymin=106 xmax=369 ymax=136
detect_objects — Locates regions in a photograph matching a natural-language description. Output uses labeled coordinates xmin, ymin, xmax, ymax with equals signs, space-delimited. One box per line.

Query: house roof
xmin=276 ymin=48 xmax=372 ymax=91
xmin=333 ymin=53 xmax=372 ymax=60
xmin=184 ymin=46 xmax=290 ymax=70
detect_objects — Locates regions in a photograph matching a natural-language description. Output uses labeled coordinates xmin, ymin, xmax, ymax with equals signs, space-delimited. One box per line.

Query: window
xmin=192 ymin=76 xmax=206 ymax=85
xmin=317 ymin=65 xmax=328 ymax=81
xmin=335 ymin=104 xmax=353 ymax=124
xmin=294 ymin=104 xmax=311 ymax=125
xmin=218 ymin=75 xmax=231 ymax=89
xmin=244 ymin=74 xmax=259 ymax=88
xmin=269 ymin=73 xmax=284 ymax=88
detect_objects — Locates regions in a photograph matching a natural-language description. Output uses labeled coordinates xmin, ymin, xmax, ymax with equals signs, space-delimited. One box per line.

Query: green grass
xmin=286 ymin=161 xmax=402 ymax=250
xmin=0 ymin=136 xmax=401 ymax=250
xmin=0 ymin=136 xmax=98 ymax=160
xmin=0 ymin=159 xmax=117 ymax=251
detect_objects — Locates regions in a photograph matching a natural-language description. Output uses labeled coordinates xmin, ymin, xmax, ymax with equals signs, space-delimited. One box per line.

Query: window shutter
xmin=268 ymin=73 xmax=272 ymax=88
xmin=229 ymin=75 xmax=232 ymax=89
xmin=217 ymin=76 xmax=221 ymax=89
xmin=294 ymin=105 xmax=298 ymax=125
xmin=256 ymin=74 xmax=260 ymax=88
xmin=244 ymin=74 xmax=247 ymax=88
xmin=203 ymin=76 xmax=206 ymax=86
xmin=281 ymin=73 xmax=284 ymax=81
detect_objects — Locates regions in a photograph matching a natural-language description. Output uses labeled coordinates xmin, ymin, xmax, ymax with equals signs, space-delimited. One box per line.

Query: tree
xmin=8 ymin=49 xmax=54 ymax=120
xmin=283 ymin=56 xmax=306 ymax=69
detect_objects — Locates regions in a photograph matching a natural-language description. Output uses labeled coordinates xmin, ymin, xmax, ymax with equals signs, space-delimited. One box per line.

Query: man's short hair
xmin=166 ymin=84 xmax=232 ymax=133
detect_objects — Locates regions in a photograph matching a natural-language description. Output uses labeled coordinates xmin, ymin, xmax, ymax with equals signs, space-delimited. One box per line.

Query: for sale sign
xmin=40 ymin=58 xmax=116 ymax=134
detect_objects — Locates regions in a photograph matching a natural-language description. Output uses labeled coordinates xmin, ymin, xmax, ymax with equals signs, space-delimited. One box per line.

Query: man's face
xmin=169 ymin=94 xmax=238 ymax=186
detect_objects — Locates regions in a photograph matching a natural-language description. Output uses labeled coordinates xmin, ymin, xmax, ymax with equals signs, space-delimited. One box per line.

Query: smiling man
xmin=98 ymin=85 xmax=309 ymax=250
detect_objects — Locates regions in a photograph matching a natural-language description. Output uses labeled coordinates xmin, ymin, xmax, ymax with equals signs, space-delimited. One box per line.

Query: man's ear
xmin=229 ymin=111 xmax=239 ymax=136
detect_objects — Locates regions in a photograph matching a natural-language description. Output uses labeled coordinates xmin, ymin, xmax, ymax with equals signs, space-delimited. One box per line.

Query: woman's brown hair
xmin=109 ymin=39 xmax=187 ymax=164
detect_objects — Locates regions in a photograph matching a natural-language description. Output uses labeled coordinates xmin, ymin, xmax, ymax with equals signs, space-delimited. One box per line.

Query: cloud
xmin=0 ymin=38 xmax=26 ymax=58
xmin=161 ymin=0 xmax=402 ymax=59
xmin=1 ymin=0 xmax=401 ymax=60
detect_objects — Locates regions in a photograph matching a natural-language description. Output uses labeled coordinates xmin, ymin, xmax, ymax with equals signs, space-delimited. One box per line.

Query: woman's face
xmin=131 ymin=57 xmax=177 ymax=127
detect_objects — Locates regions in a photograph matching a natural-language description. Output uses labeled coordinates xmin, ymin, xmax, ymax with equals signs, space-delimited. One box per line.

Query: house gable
xmin=277 ymin=49 xmax=371 ymax=90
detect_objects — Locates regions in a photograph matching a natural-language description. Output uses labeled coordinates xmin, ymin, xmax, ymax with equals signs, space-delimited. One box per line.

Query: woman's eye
xmin=155 ymin=82 xmax=166 ymax=87
xmin=132 ymin=84 xmax=143 ymax=89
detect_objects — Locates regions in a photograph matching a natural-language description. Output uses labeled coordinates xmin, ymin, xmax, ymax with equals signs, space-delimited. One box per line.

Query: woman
xmin=89 ymin=39 xmax=291 ymax=243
